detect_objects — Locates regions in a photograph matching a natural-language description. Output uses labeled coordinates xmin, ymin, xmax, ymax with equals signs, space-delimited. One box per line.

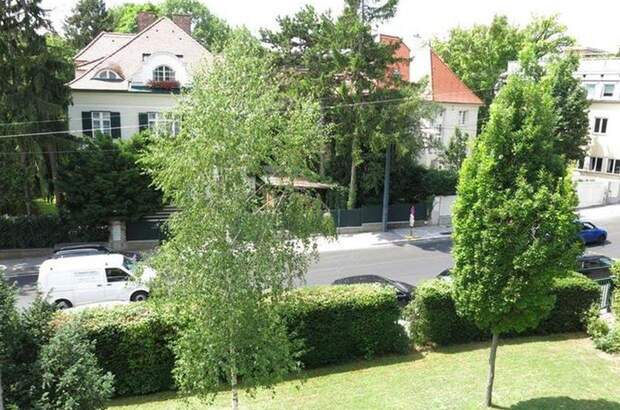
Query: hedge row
xmin=57 ymin=285 xmax=408 ymax=397
xmin=407 ymin=272 xmax=601 ymax=346
xmin=0 ymin=215 xmax=107 ymax=249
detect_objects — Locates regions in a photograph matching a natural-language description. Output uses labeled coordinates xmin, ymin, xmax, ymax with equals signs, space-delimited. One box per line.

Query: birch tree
xmin=141 ymin=29 xmax=332 ymax=409
xmin=452 ymin=75 xmax=582 ymax=407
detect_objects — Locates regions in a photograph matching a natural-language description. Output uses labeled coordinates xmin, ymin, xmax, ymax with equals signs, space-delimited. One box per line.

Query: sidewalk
xmin=578 ymin=202 xmax=620 ymax=221
xmin=316 ymin=224 xmax=452 ymax=253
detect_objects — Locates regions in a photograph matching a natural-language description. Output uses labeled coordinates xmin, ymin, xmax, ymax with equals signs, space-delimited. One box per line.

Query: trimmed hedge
xmin=280 ymin=285 xmax=409 ymax=368
xmin=0 ymin=215 xmax=107 ymax=249
xmin=55 ymin=304 xmax=176 ymax=397
xmin=407 ymin=272 xmax=601 ymax=346
xmin=56 ymin=285 xmax=409 ymax=396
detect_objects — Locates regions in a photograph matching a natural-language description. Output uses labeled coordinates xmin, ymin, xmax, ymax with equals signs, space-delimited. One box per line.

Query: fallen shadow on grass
xmin=437 ymin=332 xmax=588 ymax=355
xmin=499 ymin=397 xmax=620 ymax=409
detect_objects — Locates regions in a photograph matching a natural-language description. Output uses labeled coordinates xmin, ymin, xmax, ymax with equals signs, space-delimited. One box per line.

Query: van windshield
xmin=123 ymin=257 xmax=136 ymax=273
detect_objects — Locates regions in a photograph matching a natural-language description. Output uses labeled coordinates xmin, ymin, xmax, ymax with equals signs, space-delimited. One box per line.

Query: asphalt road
xmin=4 ymin=215 xmax=620 ymax=309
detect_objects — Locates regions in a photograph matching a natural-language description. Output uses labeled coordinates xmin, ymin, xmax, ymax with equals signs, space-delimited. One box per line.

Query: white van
xmin=38 ymin=254 xmax=154 ymax=309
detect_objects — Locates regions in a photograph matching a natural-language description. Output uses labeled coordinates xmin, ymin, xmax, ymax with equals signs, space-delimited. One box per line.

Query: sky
xmin=42 ymin=0 xmax=620 ymax=52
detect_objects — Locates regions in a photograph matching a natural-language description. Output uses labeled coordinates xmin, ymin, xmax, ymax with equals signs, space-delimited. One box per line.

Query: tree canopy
xmin=141 ymin=29 xmax=332 ymax=409
xmin=263 ymin=0 xmax=430 ymax=208
xmin=63 ymin=0 xmax=112 ymax=50
xmin=452 ymin=74 xmax=583 ymax=406
xmin=433 ymin=15 xmax=574 ymax=129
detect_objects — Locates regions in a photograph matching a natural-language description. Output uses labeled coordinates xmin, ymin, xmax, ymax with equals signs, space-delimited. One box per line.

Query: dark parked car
xmin=577 ymin=254 xmax=614 ymax=280
xmin=578 ymin=221 xmax=607 ymax=245
xmin=52 ymin=244 xmax=141 ymax=261
xmin=332 ymin=275 xmax=415 ymax=303
xmin=437 ymin=268 xmax=452 ymax=280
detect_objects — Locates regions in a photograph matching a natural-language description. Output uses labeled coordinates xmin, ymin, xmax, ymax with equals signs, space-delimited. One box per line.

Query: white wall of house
xmin=575 ymin=58 xmax=620 ymax=180
xmin=418 ymin=102 xmax=479 ymax=168
xmin=68 ymin=91 xmax=179 ymax=140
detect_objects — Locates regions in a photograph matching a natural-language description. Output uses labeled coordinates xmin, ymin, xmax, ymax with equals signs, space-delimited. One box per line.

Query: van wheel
xmin=131 ymin=291 xmax=149 ymax=302
xmin=54 ymin=299 xmax=72 ymax=309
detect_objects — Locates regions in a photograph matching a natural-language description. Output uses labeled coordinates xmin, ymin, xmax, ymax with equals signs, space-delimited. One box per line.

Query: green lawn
xmin=109 ymin=334 xmax=620 ymax=410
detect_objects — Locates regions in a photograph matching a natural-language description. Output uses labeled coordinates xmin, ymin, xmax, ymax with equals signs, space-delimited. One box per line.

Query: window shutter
xmin=81 ymin=111 xmax=93 ymax=138
xmin=111 ymin=112 xmax=121 ymax=138
xmin=138 ymin=113 xmax=148 ymax=132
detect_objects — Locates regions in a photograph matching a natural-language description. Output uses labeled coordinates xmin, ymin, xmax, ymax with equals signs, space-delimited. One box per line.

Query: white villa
xmin=380 ymin=35 xmax=483 ymax=168
xmin=68 ymin=13 xmax=213 ymax=140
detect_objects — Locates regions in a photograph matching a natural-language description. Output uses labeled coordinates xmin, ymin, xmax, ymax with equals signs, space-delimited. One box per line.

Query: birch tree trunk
xmin=231 ymin=367 xmax=239 ymax=410
xmin=485 ymin=332 xmax=499 ymax=407
xmin=46 ymin=141 xmax=61 ymax=206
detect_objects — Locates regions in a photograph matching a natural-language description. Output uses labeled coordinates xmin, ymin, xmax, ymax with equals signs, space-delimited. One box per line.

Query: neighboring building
xmin=379 ymin=35 xmax=483 ymax=168
xmin=68 ymin=13 xmax=213 ymax=140
xmin=574 ymin=57 xmax=620 ymax=180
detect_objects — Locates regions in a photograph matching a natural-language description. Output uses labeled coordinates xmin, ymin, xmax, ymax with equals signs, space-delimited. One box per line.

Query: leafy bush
xmin=2 ymin=296 xmax=57 ymax=409
xmin=280 ymin=285 xmax=410 ymax=368
xmin=55 ymin=303 xmax=176 ymax=397
xmin=593 ymin=326 xmax=620 ymax=353
xmin=536 ymin=272 xmax=601 ymax=334
xmin=37 ymin=322 xmax=114 ymax=410
xmin=55 ymin=285 xmax=409 ymax=397
xmin=405 ymin=279 xmax=486 ymax=346
xmin=406 ymin=273 xmax=600 ymax=346
xmin=586 ymin=304 xmax=610 ymax=341
xmin=0 ymin=214 xmax=108 ymax=249
xmin=612 ymin=261 xmax=620 ymax=317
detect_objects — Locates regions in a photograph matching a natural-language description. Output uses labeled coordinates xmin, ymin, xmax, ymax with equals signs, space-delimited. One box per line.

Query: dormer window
xmin=95 ymin=69 xmax=120 ymax=80
xmin=153 ymin=65 xmax=175 ymax=82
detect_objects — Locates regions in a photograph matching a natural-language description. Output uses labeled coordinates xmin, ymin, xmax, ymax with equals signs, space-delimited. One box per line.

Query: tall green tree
xmin=63 ymin=0 xmax=113 ymax=50
xmin=439 ymin=127 xmax=469 ymax=171
xmin=0 ymin=0 xmax=72 ymax=215
xmin=263 ymin=0 xmax=429 ymax=208
xmin=434 ymin=15 xmax=574 ymax=129
xmin=141 ymin=30 xmax=332 ymax=409
xmin=58 ymin=133 xmax=162 ymax=228
xmin=452 ymin=75 xmax=582 ymax=407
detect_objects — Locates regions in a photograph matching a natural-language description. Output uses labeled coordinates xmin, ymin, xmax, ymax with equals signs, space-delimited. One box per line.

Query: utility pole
xmin=381 ymin=143 xmax=392 ymax=232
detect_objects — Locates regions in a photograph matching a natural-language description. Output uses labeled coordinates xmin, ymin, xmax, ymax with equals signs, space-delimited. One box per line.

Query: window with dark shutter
xmin=138 ymin=113 xmax=148 ymax=131
xmin=110 ymin=112 xmax=121 ymax=138
xmin=82 ymin=111 xmax=93 ymax=138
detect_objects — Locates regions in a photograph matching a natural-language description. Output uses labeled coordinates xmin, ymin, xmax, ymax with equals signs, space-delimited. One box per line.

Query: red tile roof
xmin=430 ymin=49 xmax=483 ymax=105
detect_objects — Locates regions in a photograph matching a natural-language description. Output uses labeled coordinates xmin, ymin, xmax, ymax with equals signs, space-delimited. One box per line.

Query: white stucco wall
xmin=418 ymin=102 xmax=479 ymax=168
xmin=68 ymin=91 xmax=179 ymax=140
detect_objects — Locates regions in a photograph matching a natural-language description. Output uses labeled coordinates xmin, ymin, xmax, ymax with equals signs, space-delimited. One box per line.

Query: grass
xmin=109 ymin=333 xmax=620 ymax=410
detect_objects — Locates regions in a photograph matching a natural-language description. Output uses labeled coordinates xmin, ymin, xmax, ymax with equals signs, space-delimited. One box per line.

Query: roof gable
xmin=430 ymin=49 xmax=483 ymax=105
xmin=70 ymin=17 xmax=212 ymax=91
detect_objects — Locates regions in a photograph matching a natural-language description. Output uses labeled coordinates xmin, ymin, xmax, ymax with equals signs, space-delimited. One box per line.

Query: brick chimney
xmin=137 ymin=12 xmax=157 ymax=32
xmin=172 ymin=14 xmax=192 ymax=35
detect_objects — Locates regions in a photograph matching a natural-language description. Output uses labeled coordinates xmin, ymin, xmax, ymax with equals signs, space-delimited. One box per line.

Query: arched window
xmin=95 ymin=69 xmax=120 ymax=80
xmin=153 ymin=65 xmax=175 ymax=82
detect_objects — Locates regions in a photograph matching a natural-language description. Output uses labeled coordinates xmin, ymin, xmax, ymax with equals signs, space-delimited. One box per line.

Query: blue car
xmin=578 ymin=221 xmax=607 ymax=245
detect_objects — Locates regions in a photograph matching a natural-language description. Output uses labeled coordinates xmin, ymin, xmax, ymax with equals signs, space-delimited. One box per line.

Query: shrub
xmin=405 ymin=279 xmax=486 ymax=346
xmin=55 ymin=285 xmax=409 ymax=397
xmin=536 ymin=272 xmax=601 ymax=334
xmin=37 ymin=322 xmax=114 ymax=410
xmin=280 ymin=285 xmax=410 ymax=368
xmin=612 ymin=261 xmax=620 ymax=317
xmin=2 ymin=296 xmax=57 ymax=409
xmin=594 ymin=326 xmax=620 ymax=353
xmin=407 ymin=273 xmax=600 ymax=346
xmin=55 ymin=303 xmax=176 ymax=397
